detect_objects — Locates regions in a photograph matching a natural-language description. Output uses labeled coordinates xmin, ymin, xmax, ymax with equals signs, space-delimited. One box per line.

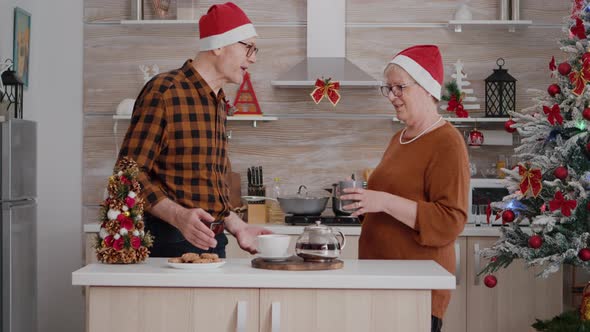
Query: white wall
xmin=1 ymin=1 xmax=84 ymax=331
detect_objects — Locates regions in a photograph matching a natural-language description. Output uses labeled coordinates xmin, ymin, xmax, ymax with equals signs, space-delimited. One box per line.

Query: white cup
xmin=257 ymin=234 xmax=291 ymax=258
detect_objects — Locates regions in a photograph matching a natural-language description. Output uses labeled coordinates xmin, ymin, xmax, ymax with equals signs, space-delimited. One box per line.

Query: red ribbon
xmin=549 ymin=191 xmax=577 ymax=217
xmin=572 ymin=0 xmax=585 ymax=19
xmin=566 ymin=53 xmax=590 ymax=96
xmin=519 ymin=165 xmax=543 ymax=198
xmin=571 ymin=17 xmax=587 ymax=40
xmin=446 ymin=94 xmax=468 ymax=118
xmin=549 ymin=56 xmax=556 ymax=72
xmin=311 ymin=78 xmax=341 ymax=106
xmin=543 ymin=104 xmax=563 ymax=125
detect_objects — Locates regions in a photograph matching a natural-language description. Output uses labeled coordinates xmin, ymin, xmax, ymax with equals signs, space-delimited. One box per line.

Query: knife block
xmin=247 ymin=203 xmax=268 ymax=224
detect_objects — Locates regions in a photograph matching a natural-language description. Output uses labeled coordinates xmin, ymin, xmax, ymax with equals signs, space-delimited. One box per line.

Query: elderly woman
xmin=341 ymin=45 xmax=469 ymax=332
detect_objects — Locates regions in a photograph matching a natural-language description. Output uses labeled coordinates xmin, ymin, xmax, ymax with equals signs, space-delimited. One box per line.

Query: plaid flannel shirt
xmin=118 ymin=59 xmax=231 ymax=221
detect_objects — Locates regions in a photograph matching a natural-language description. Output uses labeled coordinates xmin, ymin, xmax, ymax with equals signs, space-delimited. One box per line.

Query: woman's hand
xmin=340 ymin=188 xmax=392 ymax=217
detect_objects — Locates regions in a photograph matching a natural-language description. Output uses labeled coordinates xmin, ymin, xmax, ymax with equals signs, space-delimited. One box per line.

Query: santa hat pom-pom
xmin=107 ymin=209 xmax=120 ymax=220
xmin=128 ymin=191 xmax=137 ymax=198
xmin=119 ymin=228 xmax=128 ymax=236
xmin=114 ymin=234 xmax=121 ymax=240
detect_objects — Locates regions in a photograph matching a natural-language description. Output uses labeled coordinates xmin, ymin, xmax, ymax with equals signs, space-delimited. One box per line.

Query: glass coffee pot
xmin=295 ymin=220 xmax=346 ymax=262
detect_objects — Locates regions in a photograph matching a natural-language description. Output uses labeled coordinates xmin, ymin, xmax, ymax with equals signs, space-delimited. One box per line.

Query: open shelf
xmin=393 ymin=117 xmax=509 ymax=123
xmin=449 ymin=20 xmax=532 ymax=33
xmin=113 ymin=114 xmax=277 ymax=127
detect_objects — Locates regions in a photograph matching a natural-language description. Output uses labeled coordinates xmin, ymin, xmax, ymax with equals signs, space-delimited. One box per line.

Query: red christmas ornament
xmin=579 ymin=248 xmax=590 ymax=261
xmin=528 ymin=235 xmax=543 ymax=249
xmin=504 ymin=119 xmax=517 ymax=133
xmin=484 ymin=275 xmax=497 ymax=288
xmin=501 ymin=210 xmax=515 ymax=223
xmin=548 ymin=84 xmax=561 ymax=97
xmin=468 ymin=128 xmax=484 ymax=147
xmin=554 ymin=166 xmax=568 ymax=180
xmin=558 ymin=62 xmax=572 ymax=76
xmin=583 ymin=108 xmax=590 ymax=121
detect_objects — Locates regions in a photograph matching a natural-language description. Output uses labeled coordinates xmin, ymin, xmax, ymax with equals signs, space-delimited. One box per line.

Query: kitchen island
xmin=73 ymin=258 xmax=454 ymax=332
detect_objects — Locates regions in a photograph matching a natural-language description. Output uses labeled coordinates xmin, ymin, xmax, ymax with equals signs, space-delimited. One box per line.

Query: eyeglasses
xmin=380 ymin=82 xmax=416 ymax=97
xmin=238 ymin=41 xmax=259 ymax=57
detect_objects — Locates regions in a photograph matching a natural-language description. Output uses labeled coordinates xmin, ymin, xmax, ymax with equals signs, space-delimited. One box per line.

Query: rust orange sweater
xmin=359 ymin=122 xmax=469 ymax=319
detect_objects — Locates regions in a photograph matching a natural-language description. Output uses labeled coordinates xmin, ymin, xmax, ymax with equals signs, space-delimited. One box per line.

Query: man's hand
xmin=174 ymin=207 xmax=218 ymax=250
xmin=224 ymin=211 xmax=273 ymax=254
xmin=234 ymin=225 xmax=273 ymax=254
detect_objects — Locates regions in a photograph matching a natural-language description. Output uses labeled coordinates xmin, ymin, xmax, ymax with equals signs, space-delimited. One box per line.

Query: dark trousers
xmin=144 ymin=213 xmax=228 ymax=258
xmin=431 ymin=316 xmax=443 ymax=332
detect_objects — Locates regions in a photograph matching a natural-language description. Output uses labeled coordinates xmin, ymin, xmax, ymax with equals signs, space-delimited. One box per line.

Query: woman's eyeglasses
xmin=380 ymin=82 xmax=416 ymax=97
xmin=238 ymin=41 xmax=259 ymax=57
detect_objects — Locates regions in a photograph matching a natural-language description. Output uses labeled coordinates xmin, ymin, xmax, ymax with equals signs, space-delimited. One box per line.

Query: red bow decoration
xmin=571 ymin=17 xmax=587 ymax=40
xmin=549 ymin=191 xmax=577 ymax=217
xmin=543 ymin=104 xmax=563 ymax=125
xmin=311 ymin=78 xmax=341 ymax=106
xmin=446 ymin=94 xmax=468 ymax=118
xmin=519 ymin=164 xmax=543 ymax=198
xmin=569 ymin=54 xmax=590 ymax=96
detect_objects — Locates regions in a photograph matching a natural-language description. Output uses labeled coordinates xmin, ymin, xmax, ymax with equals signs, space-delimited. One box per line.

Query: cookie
xmin=168 ymin=257 xmax=183 ymax=263
xmin=181 ymin=252 xmax=200 ymax=263
xmin=200 ymin=253 xmax=219 ymax=260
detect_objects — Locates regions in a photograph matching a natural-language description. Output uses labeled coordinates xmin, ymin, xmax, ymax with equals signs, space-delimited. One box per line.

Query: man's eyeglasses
xmin=238 ymin=41 xmax=259 ymax=57
xmin=380 ymin=82 xmax=416 ymax=97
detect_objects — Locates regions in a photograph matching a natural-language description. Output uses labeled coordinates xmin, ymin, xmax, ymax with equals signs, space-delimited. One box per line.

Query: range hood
xmin=271 ymin=0 xmax=381 ymax=88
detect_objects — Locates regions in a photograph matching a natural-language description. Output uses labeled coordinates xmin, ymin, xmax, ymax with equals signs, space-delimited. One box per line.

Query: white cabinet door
xmin=443 ymin=238 xmax=467 ymax=332
xmin=259 ymin=288 xmax=431 ymax=332
xmin=466 ymin=237 xmax=562 ymax=332
xmin=88 ymin=287 xmax=259 ymax=332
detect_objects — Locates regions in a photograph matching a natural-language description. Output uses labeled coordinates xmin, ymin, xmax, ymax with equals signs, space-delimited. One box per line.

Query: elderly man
xmin=118 ymin=2 xmax=271 ymax=258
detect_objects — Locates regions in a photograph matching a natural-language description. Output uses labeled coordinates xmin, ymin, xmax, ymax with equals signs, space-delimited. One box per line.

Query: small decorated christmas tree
xmin=441 ymin=60 xmax=480 ymax=118
xmin=94 ymin=157 xmax=153 ymax=264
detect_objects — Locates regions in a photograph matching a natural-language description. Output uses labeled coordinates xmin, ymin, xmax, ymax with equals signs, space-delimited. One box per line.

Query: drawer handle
xmin=455 ymin=242 xmax=461 ymax=286
xmin=271 ymin=301 xmax=281 ymax=332
xmin=236 ymin=300 xmax=247 ymax=332
xmin=474 ymin=243 xmax=481 ymax=286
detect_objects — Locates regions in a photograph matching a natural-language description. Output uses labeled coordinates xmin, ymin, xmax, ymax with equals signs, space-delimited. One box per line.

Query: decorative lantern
xmin=1 ymin=60 xmax=24 ymax=119
xmin=484 ymin=58 xmax=517 ymax=118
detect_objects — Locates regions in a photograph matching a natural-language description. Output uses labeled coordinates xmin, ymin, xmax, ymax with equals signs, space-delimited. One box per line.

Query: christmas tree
xmin=94 ymin=157 xmax=153 ymax=264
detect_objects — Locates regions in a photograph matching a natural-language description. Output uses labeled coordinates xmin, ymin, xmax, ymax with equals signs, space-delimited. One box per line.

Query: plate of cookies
xmin=167 ymin=252 xmax=225 ymax=270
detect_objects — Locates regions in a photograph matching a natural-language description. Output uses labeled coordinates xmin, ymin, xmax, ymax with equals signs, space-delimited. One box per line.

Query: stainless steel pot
xmin=277 ymin=185 xmax=328 ymax=216
xmin=242 ymin=185 xmax=329 ymax=216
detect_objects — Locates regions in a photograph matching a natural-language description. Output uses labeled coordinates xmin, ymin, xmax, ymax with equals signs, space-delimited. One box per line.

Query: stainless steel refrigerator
xmin=0 ymin=119 xmax=37 ymax=332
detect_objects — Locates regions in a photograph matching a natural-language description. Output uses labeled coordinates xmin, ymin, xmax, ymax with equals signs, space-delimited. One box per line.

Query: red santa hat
xmin=199 ymin=2 xmax=257 ymax=51
xmin=389 ymin=45 xmax=444 ymax=100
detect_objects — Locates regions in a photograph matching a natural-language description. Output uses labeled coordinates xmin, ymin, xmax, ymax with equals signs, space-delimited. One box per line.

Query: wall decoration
xmin=13 ymin=7 xmax=31 ymax=87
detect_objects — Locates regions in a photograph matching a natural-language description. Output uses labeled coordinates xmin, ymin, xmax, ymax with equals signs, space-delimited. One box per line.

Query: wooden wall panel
xmin=82 ymin=0 xmax=571 ymax=224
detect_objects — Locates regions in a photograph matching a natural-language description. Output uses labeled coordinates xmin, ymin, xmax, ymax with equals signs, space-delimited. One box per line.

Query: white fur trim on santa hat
xmin=390 ymin=55 xmax=442 ymax=100
xmin=200 ymin=23 xmax=257 ymax=51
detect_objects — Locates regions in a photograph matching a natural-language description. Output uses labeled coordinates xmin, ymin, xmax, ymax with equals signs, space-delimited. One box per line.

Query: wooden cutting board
xmin=251 ymin=256 xmax=343 ymax=271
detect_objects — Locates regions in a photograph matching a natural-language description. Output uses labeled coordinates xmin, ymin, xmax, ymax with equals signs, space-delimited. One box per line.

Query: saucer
xmin=258 ymin=254 xmax=292 ymax=262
